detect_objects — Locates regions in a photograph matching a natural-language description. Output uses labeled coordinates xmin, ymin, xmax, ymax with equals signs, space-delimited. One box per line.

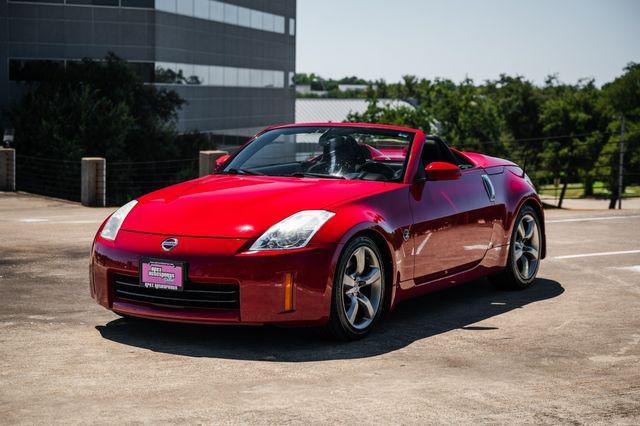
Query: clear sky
xmin=296 ymin=0 xmax=640 ymax=85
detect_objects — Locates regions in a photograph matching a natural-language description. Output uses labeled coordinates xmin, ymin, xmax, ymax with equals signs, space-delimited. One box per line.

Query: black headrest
xmin=319 ymin=134 xmax=358 ymax=151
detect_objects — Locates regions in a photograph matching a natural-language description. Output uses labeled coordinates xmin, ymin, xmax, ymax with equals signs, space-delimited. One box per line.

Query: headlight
xmin=250 ymin=210 xmax=335 ymax=251
xmin=100 ymin=200 xmax=138 ymax=241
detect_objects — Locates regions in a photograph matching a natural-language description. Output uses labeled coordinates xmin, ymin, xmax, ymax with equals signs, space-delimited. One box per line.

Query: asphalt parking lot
xmin=1 ymin=192 xmax=639 ymax=424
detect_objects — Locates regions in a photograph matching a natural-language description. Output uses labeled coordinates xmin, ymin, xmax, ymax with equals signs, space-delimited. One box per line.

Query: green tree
xmin=598 ymin=62 xmax=640 ymax=208
xmin=350 ymin=76 xmax=506 ymax=156
xmin=314 ymin=65 xmax=639 ymax=209
xmin=8 ymin=53 xmax=185 ymax=162
xmin=483 ymin=75 xmax=545 ymax=171
xmin=294 ymin=73 xmax=373 ymax=96
xmin=538 ymin=78 xmax=608 ymax=206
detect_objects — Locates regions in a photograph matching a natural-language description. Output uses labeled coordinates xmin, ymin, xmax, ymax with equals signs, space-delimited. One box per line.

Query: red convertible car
xmin=91 ymin=123 xmax=545 ymax=339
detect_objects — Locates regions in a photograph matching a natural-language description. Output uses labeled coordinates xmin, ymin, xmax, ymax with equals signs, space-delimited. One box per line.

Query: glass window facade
xmin=155 ymin=0 xmax=290 ymax=35
xmin=3 ymin=0 xmax=296 ymax=134
xmin=9 ymin=59 xmax=65 ymax=81
xmin=66 ymin=0 xmax=120 ymax=6
xmin=11 ymin=0 xmax=153 ymax=6
xmin=289 ymin=18 xmax=296 ymax=36
xmin=194 ymin=0 xmax=209 ymax=19
xmin=8 ymin=1 xmax=293 ymax=36
xmin=9 ymin=58 xmax=156 ymax=82
xmin=121 ymin=0 xmax=153 ymax=7
xmin=9 ymin=58 xmax=288 ymax=89
xmin=155 ymin=0 xmax=175 ymax=12
xmin=156 ymin=62 xmax=285 ymax=88
xmin=176 ymin=0 xmax=193 ymax=16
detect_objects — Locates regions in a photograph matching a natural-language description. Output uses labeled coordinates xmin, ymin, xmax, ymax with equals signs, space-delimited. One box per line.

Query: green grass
xmin=538 ymin=182 xmax=640 ymax=199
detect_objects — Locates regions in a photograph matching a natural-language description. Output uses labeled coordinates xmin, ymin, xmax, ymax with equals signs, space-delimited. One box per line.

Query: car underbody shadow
xmin=95 ymin=277 xmax=563 ymax=362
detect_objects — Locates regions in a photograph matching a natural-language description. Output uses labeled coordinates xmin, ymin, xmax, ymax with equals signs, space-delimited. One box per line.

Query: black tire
xmin=490 ymin=205 xmax=542 ymax=290
xmin=323 ymin=236 xmax=386 ymax=340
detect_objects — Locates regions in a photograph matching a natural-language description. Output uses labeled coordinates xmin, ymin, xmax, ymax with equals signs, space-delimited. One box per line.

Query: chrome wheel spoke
xmin=353 ymin=247 xmax=366 ymax=274
xmin=517 ymin=222 xmax=526 ymax=240
xmin=523 ymin=246 xmax=538 ymax=260
xmin=523 ymin=218 xmax=535 ymax=240
xmin=357 ymin=294 xmax=375 ymax=319
xmin=514 ymin=241 xmax=524 ymax=260
xmin=521 ymin=257 xmax=530 ymax=278
xmin=343 ymin=273 xmax=357 ymax=290
xmin=359 ymin=267 xmax=380 ymax=286
xmin=346 ymin=294 xmax=359 ymax=324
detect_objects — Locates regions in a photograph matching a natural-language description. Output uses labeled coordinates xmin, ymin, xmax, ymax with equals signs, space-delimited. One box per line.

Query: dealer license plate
xmin=140 ymin=259 xmax=185 ymax=291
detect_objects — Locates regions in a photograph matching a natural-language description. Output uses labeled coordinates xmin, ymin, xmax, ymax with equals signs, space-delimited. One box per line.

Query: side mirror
xmin=425 ymin=162 xmax=461 ymax=181
xmin=214 ymin=154 xmax=231 ymax=171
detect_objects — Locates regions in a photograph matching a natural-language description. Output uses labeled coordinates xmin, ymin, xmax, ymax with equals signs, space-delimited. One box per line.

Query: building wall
xmin=0 ymin=0 xmax=296 ymax=135
xmin=0 ymin=2 xmax=8 ymax=115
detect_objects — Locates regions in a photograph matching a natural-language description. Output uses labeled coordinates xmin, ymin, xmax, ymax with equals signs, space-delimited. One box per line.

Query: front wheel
xmin=324 ymin=236 xmax=386 ymax=340
xmin=490 ymin=205 xmax=542 ymax=290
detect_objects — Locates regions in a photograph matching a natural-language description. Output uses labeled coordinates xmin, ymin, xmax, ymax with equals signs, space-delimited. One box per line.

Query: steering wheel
xmin=357 ymin=161 xmax=396 ymax=180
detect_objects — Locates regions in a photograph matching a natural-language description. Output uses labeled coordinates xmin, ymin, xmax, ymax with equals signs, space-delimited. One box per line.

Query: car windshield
xmin=220 ymin=126 xmax=414 ymax=182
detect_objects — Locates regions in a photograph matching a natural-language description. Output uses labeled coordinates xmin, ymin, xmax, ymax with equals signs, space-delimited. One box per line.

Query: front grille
xmin=112 ymin=274 xmax=239 ymax=310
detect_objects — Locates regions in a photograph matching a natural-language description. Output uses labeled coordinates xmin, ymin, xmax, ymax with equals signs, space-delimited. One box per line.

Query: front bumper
xmin=91 ymin=230 xmax=340 ymax=325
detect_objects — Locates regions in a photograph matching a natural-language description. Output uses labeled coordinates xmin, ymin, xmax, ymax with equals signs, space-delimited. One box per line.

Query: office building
xmin=0 ymin=0 xmax=296 ymax=136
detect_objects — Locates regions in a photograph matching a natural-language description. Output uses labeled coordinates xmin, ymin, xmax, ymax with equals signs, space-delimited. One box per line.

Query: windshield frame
xmin=219 ymin=125 xmax=416 ymax=183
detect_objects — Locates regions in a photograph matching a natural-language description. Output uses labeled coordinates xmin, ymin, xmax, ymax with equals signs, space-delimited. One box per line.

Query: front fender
xmin=313 ymin=187 xmax=414 ymax=300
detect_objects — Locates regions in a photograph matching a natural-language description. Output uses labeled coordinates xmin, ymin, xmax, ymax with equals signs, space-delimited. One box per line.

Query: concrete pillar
xmin=199 ymin=150 xmax=229 ymax=177
xmin=0 ymin=148 xmax=16 ymax=191
xmin=81 ymin=157 xmax=106 ymax=207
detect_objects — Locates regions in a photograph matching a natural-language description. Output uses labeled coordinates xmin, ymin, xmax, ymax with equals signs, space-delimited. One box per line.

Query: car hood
xmin=121 ymin=175 xmax=389 ymax=238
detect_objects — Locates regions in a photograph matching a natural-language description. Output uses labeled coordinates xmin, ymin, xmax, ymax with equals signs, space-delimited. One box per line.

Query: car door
xmin=409 ymin=140 xmax=495 ymax=284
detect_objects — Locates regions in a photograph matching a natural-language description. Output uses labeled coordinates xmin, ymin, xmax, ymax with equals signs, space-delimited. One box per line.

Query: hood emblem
xmin=161 ymin=238 xmax=179 ymax=251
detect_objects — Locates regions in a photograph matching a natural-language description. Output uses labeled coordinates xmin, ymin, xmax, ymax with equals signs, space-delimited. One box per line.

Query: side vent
xmin=481 ymin=174 xmax=496 ymax=202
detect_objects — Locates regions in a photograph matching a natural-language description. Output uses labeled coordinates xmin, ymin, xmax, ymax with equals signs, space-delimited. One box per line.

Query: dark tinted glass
xmin=10 ymin=0 xmax=64 ymax=3
xmin=128 ymin=62 xmax=155 ymax=83
xmin=9 ymin=59 xmax=155 ymax=83
xmin=121 ymin=0 xmax=154 ymax=7
xmin=9 ymin=59 xmax=65 ymax=82
xmin=66 ymin=0 xmax=120 ymax=5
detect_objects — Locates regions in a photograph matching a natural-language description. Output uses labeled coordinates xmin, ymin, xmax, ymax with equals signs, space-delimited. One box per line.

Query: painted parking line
xmin=555 ymin=249 xmax=640 ymax=260
xmin=55 ymin=220 xmax=103 ymax=224
xmin=611 ymin=265 xmax=640 ymax=273
xmin=547 ymin=215 xmax=640 ymax=223
xmin=3 ymin=218 xmax=104 ymax=224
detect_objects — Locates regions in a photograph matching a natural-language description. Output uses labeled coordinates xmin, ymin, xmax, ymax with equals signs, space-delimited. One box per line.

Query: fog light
xmin=284 ymin=272 xmax=295 ymax=312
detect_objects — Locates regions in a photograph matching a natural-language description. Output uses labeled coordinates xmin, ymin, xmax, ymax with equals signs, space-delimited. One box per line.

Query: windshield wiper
xmin=223 ymin=168 xmax=262 ymax=175
xmin=289 ymin=172 xmax=346 ymax=179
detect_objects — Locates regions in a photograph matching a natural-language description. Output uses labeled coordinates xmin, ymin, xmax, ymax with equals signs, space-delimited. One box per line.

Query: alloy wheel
xmin=341 ymin=246 xmax=383 ymax=330
xmin=513 ymin=213 xmax=540 ymax=280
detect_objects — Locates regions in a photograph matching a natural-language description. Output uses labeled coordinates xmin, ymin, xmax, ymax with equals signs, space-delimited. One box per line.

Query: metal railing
xmin=16 ymin=155 xmax=81 ymax=202
xmin=107 ymin=158 xmax=199 ymax=206
xmin=2 ymin=147 xmax=637 ymax=209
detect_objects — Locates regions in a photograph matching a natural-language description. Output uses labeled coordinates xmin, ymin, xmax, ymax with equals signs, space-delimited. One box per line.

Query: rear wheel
xmin=324 ymin=236 xmax=386 ymax=340
xmin=490 ymin=205 xmax=542 ymax=290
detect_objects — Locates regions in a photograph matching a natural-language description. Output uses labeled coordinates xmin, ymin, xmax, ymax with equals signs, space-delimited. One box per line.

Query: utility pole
xmin=617 ymin=117 xmax=625 ymax=209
